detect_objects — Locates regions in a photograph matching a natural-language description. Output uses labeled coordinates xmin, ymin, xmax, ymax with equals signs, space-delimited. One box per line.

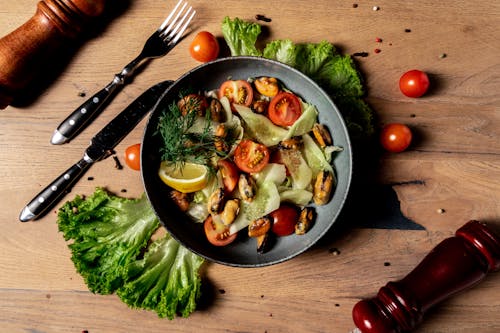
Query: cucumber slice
xmin=229 ymin=181 xmax=280 ymax=235
xmin=233 ymin=104 xmax=287 ymax=146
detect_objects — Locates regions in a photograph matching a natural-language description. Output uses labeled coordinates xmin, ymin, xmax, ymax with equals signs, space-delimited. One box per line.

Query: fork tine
xmin=158 ymin=0 xmax=183 ymax=32
xmin=167 ymin=7 xmax=195 ymax=43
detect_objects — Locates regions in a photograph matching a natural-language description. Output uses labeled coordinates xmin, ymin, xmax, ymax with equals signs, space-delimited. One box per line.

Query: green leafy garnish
xmin=221 ymin=16 xmax=262 ymax=56
xmin=57 ymin=188 xmax=204 ymax=319
xmin=156 ymin=98 xmax=236 ymax=169
xmin=221 ymin=17 xmax=375 ymax=142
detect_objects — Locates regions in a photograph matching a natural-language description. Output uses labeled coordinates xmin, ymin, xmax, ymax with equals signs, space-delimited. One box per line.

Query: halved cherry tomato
xmin=268 ymin=92 xmax=302 ymax=127
xmin=218 ymin=80 xmax=254 ymax=107
xmin=124 ymin=143 xmax=141 ymax=171
xmin=380 ymin=123 xmax=413 ymax=153
xmin=254 ymin=77 xmax=279 ymax=97
xmin=234 ymin=139 xmax=270 ymax=173
xmin=204 ymin=215 xmax=237 ymax=246
xmin=189 ymin=31 xmax=219 ymax=63
xmin=270 ymin=204 xmax=299 ymax=236
xmin=399 ymin=69 xmax=430 ymax=98
xmin=217 ymin=159 xmax=239 ymax=193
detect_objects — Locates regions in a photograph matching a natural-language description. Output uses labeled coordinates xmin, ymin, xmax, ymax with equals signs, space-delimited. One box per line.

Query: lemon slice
xmin=158 ymin=161 xmax=208 ymax=193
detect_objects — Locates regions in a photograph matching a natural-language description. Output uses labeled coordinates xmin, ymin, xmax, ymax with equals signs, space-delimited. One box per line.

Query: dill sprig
xmin=155 ymin=95 xmax=236 ymax=169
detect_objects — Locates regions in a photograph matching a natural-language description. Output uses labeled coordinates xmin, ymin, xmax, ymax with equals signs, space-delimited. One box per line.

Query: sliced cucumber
xmin=233 ymin=104 xmax=287 ymax=146
xmin=229 ymin=181 xmax=280 ymax=235
xmin=278 ymin=149 xmax=312 ymax=190
xmin=301 ymin=133 xmax=334 ymax=177
xmin=285 ymin=102 xmax=318 ymax=139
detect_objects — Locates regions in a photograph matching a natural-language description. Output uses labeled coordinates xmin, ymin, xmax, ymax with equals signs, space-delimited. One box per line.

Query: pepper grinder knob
xmin=0 ymin=0 xmax=107 ymax=109
xmin=352 ymin=220 xmax=500 ymax=333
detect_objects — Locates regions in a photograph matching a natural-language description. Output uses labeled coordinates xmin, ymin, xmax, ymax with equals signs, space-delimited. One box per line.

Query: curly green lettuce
xmin=57 ymin=188 xmax=204 ymax=319
xmin=221 ymin=16 xmax=262 ymax=56
xmin=221 ymin=17 xmax=374 ymax=141
xmin=117 ymin=233 xmax=203 ymax=319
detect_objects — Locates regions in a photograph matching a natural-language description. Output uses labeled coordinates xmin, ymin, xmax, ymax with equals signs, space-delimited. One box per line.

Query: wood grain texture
xmin=1 ymin=1 xmax=499 ymax=332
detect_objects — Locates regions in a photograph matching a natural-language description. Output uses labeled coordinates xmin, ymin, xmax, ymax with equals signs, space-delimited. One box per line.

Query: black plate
xmin=141 ymin=56 xmax=352 ymax=267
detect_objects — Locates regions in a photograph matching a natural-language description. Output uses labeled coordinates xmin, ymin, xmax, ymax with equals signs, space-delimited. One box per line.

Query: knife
xmin=19 ymin=80 xmax=173 ymax=222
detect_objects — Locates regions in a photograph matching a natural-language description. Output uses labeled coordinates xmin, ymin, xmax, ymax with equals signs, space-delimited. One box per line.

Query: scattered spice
xmin=405 ymin=28 xmax=412 ymax=33
xmin=113 ymin=155 xmax=123 ymax=169
xmin=374 ymin=48 xmax=381 ymax=54
xmin=335 ymin=303 xmax=340 ymax=307
xmin=384 ymin=262 xmax=391 ymax=266
xmin=375 ymin=37 xmax=383 ymax=43
xmin=255 ymin=14 xmax=271 ymax=22
xmin=352 ymin=51 xmax=369 ymax=57
xmin=218 ymin=288 xmax=226 ymax=294
xmin=373 ymin=6 xmax=380 ymax=11
xmin=439 ymin=53 xmax=447 ymax=59
xmin=78 ymin=91 xmax=86 ymax=98
xmin=46 ymin=293 xmax=51 ymax=299
xmin=82 ymin=331 xmax=89 ymax=333
xmin=352 ymin=3 xmax=358 ymax=8
xmin=261 ymin=294 xmax=265 ymax=298
xmin=329 ymin=248 xmax=341 ymax=255
xmin=120 ymin=189 xmax=127 ymax=193
xmin=437 ymin=208 xmax=446 ymax=214
xmin=87 ymin=176 xmax=94 ymax=181
xmin=410 ymin=114 xmax=416 ymax=118
xmin=269 ymin=313 xmax=273 ymax=317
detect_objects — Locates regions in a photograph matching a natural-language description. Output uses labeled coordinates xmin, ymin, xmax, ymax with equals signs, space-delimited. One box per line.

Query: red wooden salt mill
xmin=0 ymin=0 xmax=107 ymax=109
xmin=352 ymin=220 xmax=500 ymax=333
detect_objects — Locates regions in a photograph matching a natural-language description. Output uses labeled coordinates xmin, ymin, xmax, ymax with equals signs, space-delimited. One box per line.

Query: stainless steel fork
xmin=51 ymin=0 xmax=195 ymax=145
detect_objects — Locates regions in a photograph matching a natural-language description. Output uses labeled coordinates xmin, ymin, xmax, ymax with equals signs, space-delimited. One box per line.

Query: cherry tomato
xmin=380 ymin=123 xmax=413 ymax=153
xmin=204 ymin=215 xmax=237 ymax=246
xmin=268 ymin=92 xmax=302 ymax=127
xmin=189 ymin=31 xmax=219 ymax=63
xmin=399 ymin=69 xmax=430 ymax=98
xmin=270 ymin=204 xmax=299 ymax=236
xmin=234 ymin=139 xmax=270 ymax=173
xmin=218 ymin=80 xmax=254 ymax=107
xmin=217 ymin=159 xmax=240 ymax=193
xmin=124 ymin=143 xmax=141 ymax=170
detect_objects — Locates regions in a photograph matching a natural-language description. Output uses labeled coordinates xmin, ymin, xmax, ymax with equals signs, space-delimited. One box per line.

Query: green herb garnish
xmin=156 ymin=96 xmax=236 ymax=169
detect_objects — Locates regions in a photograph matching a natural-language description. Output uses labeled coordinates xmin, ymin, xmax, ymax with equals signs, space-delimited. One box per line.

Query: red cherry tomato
xmin=217 ymin=159 xmax=240 ymax=193
xmin=268 ymin=92 xmax=302 ymax=127
xmin=233 ymin=139 xmax=270 ymax=173
xmin=124 ymin=143 xmax=141 ymax=170
xmin=399 ymin=69 xmax=430 ymax=98
xmin=204 ymin=215 xmax=237 ymax=246
xmin=380 ymin=123 xmax=413 ymax=153
xmin=270 ymin=204 xmax=300 ymax=236
xmin=189 ymin=31 xmax=219 ymax=63
xmin=218 ymin=80 xmax=254 ymax=107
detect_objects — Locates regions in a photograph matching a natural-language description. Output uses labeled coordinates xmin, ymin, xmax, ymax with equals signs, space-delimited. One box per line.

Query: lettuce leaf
xmin=221 ymin=17 xmax=374 ymax=141
xmin=57 ymin=188 xmax=204 ymax=319
xmin=221 ymin=16 xmax=262 ymax=56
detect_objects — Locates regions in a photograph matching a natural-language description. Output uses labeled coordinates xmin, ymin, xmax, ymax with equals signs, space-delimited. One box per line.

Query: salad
xmin=156 ymin=76 xmax=341 ymax=253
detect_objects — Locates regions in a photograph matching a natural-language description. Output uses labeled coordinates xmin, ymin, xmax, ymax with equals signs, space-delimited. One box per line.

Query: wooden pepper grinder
xmin=0 ymin=0 xmax=107 ymax=109
xmin=352 ymin=220 xmax=500 ymax=333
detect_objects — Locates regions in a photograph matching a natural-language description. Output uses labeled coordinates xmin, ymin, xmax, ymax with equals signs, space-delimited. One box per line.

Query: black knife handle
xmin=51 ymin=81 xmax=121 ymax=145
xmin=19 ymin=158 xmax=93 ymax=222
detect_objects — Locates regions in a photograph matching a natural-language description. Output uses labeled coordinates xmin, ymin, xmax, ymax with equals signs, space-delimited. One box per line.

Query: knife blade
xmin=19 ymin=80 xmax=173 ymax=222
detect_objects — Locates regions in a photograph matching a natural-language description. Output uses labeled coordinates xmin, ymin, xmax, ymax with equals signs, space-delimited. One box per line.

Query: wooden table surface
xmin=1 ymin=1 xmax=499 ymax=332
